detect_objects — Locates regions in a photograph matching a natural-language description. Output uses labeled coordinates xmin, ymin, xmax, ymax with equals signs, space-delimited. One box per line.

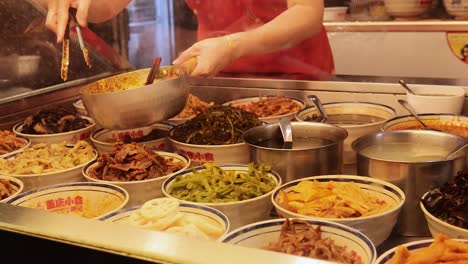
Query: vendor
xmin=43 ymin=0 xmax=334 ymax=80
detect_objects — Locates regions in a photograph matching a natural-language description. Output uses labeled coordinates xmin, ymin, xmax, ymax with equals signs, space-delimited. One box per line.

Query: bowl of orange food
xmin=271 ymin=175 xmax=405 ymax=246
xmin=223 ymin=96 xmax=305 ymax=124
xmin=83 ymin=142 xmax=190 ymax=207
xmin=7 ymin=182 xmax=129 ymax=219
xmin=168 ymin=94 xmax=213 ymax=125
xmin=80 ymin=67 xmax=189 ymax=130
xmin=0 ymin=175 xmax=24 ymax=203
xmin=0 ymin=130 xmax=30 ymax=158
xmin=221 ymin=218 xmax=376 ymax=264
xmin=375 ymin=234 xmax=468 ymax=264
xmin=381 ymin=114 xmax=468 ymax=138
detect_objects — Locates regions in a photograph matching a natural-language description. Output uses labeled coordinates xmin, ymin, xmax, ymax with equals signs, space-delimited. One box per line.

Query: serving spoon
xmin=445 ymin=143 xmax=468 ymax=160
xmin=398 ymin=80 xmax=417 ymax=95
xmin=307 ymin=95 xmax=328 ymax=123
xmin=278 ymin=117 xmax=293 ymax=149
xmin=397 ymin=99 xmax=442 ymax=132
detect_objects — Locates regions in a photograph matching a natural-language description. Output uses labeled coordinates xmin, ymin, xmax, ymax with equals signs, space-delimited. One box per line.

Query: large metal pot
xmin=242 ymin=122 xmax=348 ymax=183
xmin=352 ymin=130 xmax=468 ymax=236
xmin=80 ymin=68 xmax=189 ymax=130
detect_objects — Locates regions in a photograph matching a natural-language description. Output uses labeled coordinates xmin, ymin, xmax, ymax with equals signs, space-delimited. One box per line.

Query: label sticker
xmin=447 ymin=32 xmax=468 ymax=64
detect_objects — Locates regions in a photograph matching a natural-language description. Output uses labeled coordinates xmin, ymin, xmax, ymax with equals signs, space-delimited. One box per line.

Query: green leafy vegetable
xmin=170 ymin=105 xmax=261 ymax=145
xmin=168 ymin=163 xmax=277 ymax=203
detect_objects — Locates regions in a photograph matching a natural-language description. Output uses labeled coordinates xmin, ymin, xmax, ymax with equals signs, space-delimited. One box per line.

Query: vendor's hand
xmin=172 ymin=35 xmax=238 ymax=78
xmin=45 ymin=0 xmax=90 ymax=43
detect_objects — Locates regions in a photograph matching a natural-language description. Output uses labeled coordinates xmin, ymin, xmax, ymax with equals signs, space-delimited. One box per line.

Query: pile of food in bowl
xmin=101 ymin=197 xmax=229 ymax=240
xmin=83 ymin=142 xmax=189 ymax=206
xmin=0 ymin=141 xmax=96 ymax=190
xmin=375 ymin=234 xmax=468 ymax=264
xmin=0 ymin=130 xmax=30 ymax=157
xmin=0 ymin=176 xmax=24 ymax=202
xmin=163 ymin=162 xmax=281 ymax=229
xmin=169 ymin=94 xmax=213 ymax=124
xmin=169 ymin=105 xmax=262 ymax=164
xmin=221 ymin=218 xmax=376 ymax=264
xmin=223 ymin=95 xmax=305 ymax=123
xmin=420 ymin=171 xmax=467 ymax=238
xmin=272 ymin=175 xmax=405 ymax=246
xmin=13 ymin=107 xmax=96 ymax=145
xmin=0 ymin=141 xmax=95 ymax=175
xmin=80 ymin=67 xmax=188 ymax=130
xmin=382 ymin=114 xmax=468 ymax=138
xmin=87 ymin=142 xmax=186 ymax=182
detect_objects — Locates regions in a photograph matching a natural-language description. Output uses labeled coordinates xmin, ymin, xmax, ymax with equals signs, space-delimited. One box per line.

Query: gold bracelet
xmin=225 ymin=35 xmax=233 ymax=49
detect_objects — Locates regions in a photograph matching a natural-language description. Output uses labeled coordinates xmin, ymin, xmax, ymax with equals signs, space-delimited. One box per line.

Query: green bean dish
xmin=168 ymin=163 xmax=278 ymax=203
xmin=170 ymin=105 xmax=262 ymax=145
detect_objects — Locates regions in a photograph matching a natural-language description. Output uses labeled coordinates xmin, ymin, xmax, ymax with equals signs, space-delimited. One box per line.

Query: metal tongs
xmin=61 ymin=8 xmax=92 ymax=81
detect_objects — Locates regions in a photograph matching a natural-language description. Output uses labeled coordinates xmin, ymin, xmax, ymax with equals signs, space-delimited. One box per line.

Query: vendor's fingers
xmin=172 ymin=45 xmax=198 ymax=65
xmin=45 ymin=0 xmax=58 ymax=33
xmin=56 ymin=0 xmax=71 ymax=43
xmin=190 ymin=59 xmax=215 ymax=78
xmin=75 ymin=0 xmax=90 ymax=27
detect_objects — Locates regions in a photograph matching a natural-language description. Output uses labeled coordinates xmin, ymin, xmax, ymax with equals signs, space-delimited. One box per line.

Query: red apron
xmin=185 ymin=0 xmax=335 ymax=80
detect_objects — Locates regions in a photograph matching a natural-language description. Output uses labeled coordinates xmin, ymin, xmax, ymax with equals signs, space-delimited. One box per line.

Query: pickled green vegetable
xmin=170 ymin=105 xmax=261 ymax=145
xmin=168 ymin=163 xmax=277 ymax=203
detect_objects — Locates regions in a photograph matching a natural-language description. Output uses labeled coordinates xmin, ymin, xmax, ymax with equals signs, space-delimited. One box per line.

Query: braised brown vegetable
xmin=89 ymin=142 xmax=184 ymax=182
xmin=170 ymin=105 xmax=261 ymax=145
xmin=22 ymin=107 xmax=91 ymax=134
xmin=422 ymin=172 xmax=467 ymax=229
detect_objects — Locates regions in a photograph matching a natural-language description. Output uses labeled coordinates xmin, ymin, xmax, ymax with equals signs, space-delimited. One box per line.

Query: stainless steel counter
xmin=324 ymin=20 xmax=468 ymax=32
xmin=0 ymin=76 xmax=462 ymax=262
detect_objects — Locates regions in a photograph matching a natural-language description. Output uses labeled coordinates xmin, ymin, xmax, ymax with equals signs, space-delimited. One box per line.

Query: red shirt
xmin=185 ymin=0 xmax=335 ymax=80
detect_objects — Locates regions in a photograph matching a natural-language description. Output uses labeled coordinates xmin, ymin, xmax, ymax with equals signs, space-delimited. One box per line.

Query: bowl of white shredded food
xmin=0 ymin=141 xmax=97 ymax=191
xmin=100 ymin=197 xmax=230 ymax=240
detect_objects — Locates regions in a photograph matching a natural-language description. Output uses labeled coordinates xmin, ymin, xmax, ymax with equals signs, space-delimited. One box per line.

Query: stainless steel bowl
xmin=352 ymin=130 xmax=468 ymax=236
xmin=80 ymin=68 xmax=189 ymax=130
xmin=242 ymin=121 xmax=348 ymax=183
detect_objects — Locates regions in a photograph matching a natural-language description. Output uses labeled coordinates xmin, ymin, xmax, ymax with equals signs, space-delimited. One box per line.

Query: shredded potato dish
xmin=0 ymin=141 xmax=95 ymax=174
xmin=277 ymin=180 xmax=396 ymax=218
xmin=390 ymin=234 xmax=468 ymax=264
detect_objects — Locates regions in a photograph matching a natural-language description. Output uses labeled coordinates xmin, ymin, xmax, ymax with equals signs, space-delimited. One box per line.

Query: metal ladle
xmin=278 ymin=117 xmax=293 ymax=149
xmin=397 ymin=99 xmax=442 ymax=132
xmin=307 ymin=95 xmax=327 ymax=123
xmin=445 ymin=143 xmax=468 ymax=160
xmin=399 ymin=80 xmax=417 ymax=95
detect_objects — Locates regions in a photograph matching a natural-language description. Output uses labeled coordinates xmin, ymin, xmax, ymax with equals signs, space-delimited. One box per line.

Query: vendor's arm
xmin=40 ymin=0 xmax=130 ymax=43
xmin=173 ymin=0 xmax=324 ymax=77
